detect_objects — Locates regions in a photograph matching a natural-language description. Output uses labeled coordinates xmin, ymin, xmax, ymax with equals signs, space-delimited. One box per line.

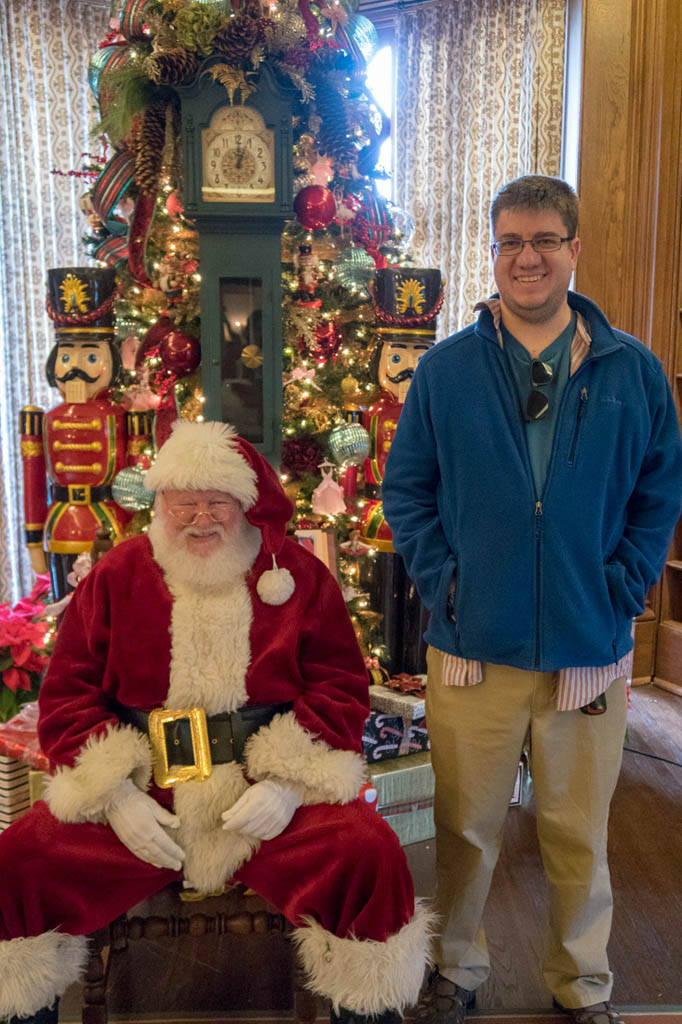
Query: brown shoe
xmin=554 ymin=1000 xmax=626 ymax=1024
xmin=415 ymin=969 xmax=476 ymax=1024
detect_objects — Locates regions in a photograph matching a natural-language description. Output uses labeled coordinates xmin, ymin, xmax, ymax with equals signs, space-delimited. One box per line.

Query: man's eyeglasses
xmin=492 ymin=235 xmax=573 ymax=257
xmin=166 ymin=500 xmax=236 ymax=526
xmin=526 ymin=359 xmax=553 ymax=421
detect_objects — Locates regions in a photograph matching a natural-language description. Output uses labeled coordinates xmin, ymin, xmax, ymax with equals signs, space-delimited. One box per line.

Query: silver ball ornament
xmin=329 ymin=423 xmax=371 ymax=467
xmin=332 ymin=246 xmax=376 ymax=291
xmin=112 ymin=465 xmax=155 ymax=511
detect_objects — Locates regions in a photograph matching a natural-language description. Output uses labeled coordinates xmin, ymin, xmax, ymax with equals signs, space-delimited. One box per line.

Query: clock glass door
xmin=220 ymin=276 xmax=264 ymax=443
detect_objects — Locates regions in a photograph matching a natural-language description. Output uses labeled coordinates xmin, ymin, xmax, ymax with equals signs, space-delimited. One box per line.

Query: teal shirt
xmin=502 ymin=313 xmax=576 ymax=495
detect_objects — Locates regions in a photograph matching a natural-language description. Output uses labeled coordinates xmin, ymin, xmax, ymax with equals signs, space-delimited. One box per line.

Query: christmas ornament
xmin=352 ymin=192 xmax=393 ymax=267
xmin=159 ymin=330 xmax=202 ymax=376
xmin=281 ymin=436 xmax=324 ymax=479
xmin=294 ymin=185 xmax=336 ymax=230
xmin=312 ymin=461 xmax=346 ymax=515
xmin=387 ymin=205 xmax=416 ymax=251
xmin=329 ymin=422 xmax=371 ymax=467
xmin=166 ymin=190 xmax=184 ymax=220
xmin=112 ymin=465 xmax=155 ymax=511
xmin=135 ymin=318 xmax=174 ymax=367
xmin=344 ymin=14 xmax=379 ymax=66
xmin=332 ymin=245 xmax=376 ymax=290
xmin=311 ymin=320 xmax=342 ymax=362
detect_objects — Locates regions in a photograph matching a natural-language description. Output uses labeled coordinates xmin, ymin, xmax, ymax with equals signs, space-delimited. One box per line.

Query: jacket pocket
xmin=604 ymin=560 xmax=643 ymax=621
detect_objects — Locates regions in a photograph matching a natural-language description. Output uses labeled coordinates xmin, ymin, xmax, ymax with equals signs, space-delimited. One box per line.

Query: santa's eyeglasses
xmin=165 ymin=500 xmax=236 ymax=526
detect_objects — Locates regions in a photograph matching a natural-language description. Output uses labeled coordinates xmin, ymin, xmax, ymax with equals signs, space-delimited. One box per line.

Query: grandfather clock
xmin=175 ymin=61 xmax=294 ymax=466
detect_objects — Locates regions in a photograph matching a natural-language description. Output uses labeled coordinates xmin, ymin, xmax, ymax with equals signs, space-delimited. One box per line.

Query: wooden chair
xmin=82 ymin=882 xmax=320 ymax=1023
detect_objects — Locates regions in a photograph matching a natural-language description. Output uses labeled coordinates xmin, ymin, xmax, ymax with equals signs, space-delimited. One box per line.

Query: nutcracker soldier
xmin=20 ymin=267 xmax=152 ymax=599
xmin=359 ymin=267 xmax=443 ymax=675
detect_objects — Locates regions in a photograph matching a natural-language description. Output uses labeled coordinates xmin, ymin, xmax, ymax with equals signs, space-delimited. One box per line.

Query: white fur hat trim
xmin=145 ymin=421 xmax=258 ymax=508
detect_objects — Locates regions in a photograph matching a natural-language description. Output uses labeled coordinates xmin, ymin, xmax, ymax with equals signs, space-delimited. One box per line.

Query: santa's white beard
xmin=148 ymin=512 xmax=261 ymax=593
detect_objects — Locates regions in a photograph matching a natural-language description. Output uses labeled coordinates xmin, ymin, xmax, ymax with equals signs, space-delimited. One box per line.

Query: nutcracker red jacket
xmin=37 ymin=533 xmax=370 ymax=893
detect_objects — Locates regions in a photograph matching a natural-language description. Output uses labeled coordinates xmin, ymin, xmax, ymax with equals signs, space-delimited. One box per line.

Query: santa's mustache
xmin=56 ymin=367 xmax=101 ymax=384
xmin=386 ymin=368 xmax=414 ymax=384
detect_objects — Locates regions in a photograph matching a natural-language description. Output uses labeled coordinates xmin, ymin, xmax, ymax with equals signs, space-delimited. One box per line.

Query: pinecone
xmin=213 ymin=16 xmax=260 ymax=63
xmin=315 ymin=90 xmax=357 ymax=163
xmin=144 ymin=49 xmax=200 ymax=86
xmin=136 ymin=101 xmax=167 ymax=197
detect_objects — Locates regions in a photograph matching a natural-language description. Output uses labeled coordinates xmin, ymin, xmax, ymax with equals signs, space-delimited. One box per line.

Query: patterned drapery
xmin=395 ymin=0 xmax=566 ymax=338
xmin=0 ymin=0 xmax=108 ymax=601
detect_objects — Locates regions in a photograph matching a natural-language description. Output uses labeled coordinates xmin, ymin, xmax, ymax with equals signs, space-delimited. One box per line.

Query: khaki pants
xmin=425 ymin=648 xmax=627 ymax=1007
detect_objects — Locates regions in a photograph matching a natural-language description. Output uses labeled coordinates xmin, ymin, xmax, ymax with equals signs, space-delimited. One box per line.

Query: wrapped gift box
xmin=367 ymin=751 xmax=435 ymax=846
xmin=362 ymin=710 xmax=430 ymax=763
xmin=0 ymin=755 xmax=31 ymax=831
xmin=369 ymin=684 xmax=426 ymax=720
xmin=366 ymin=750 xmax=528 ymax=846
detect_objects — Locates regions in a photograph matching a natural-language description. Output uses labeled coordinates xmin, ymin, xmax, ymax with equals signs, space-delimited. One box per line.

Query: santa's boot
xmin=332 ymin=1008 xmax=402 ymax=1024
xmin=6 ymin=1001 xmax=59 ymax=1024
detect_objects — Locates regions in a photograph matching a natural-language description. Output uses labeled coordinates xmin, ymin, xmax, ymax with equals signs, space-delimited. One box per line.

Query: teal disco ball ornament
xmin=112 ymin=465 xmax=155 ymax=511
xmin=329 ymin=423 xmax=371 ymax=467
xmin=348 ymin=14 xmax=379 ymax=65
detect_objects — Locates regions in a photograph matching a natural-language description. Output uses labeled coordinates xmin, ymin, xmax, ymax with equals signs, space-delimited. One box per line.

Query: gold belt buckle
xmin=148 ymin=707 xmax=212 ymax=789
xmin=67 ymin=484 xmax=91 ymax=505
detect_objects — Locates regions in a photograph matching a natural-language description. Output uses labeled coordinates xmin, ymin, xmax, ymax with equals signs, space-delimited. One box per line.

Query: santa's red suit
xmin=0 ymin=422 xmax=432 ymax=1023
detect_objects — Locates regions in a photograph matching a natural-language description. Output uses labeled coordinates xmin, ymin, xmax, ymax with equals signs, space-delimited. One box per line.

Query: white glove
xmin=221 ymin=778 xmax=304 ymax=841
xmin=105 ymin=777 xmax=185 ymax=871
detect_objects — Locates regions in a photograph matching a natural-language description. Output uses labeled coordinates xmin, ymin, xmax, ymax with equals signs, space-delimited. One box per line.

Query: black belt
xmin=51 ymin=484 xmax=112 ymax=503
xmin=113 ymin=700 xmax=293 ymax=771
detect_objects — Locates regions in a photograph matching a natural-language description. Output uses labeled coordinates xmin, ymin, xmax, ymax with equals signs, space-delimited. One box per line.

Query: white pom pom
xmin=257 ymin=558 xmax=295 ymax=605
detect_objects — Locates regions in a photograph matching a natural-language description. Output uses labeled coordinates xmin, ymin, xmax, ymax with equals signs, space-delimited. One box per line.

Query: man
xmin=382 ymin=175 xmax=682 ymax=1024
xmin=0 ymin=420 xmax=432 ymax=1024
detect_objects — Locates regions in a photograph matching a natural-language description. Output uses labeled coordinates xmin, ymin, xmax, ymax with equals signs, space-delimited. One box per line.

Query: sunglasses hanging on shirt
xmin=525 ymin=359 xmax=553 ymax=421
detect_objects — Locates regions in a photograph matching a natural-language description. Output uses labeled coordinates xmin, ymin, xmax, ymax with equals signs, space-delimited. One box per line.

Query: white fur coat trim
xmin=165 ymin=579 xmax=251 ymax=713
xmin=291 ymin=898 xmax=436 ymax=1014
xmin=0 ymin=931 xmax=89 ymax=1017
xmin=45 ymin=723 xmax=152 ymax=823
xmin=174 ymin=761 xmax=260 ymax=893
xmin=244 ymin=711 xmax=366 ymax=805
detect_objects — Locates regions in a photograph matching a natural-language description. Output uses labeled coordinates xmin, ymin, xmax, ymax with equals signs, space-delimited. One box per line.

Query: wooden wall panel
xmin=575 ymin=0 xmax=682 ymax=686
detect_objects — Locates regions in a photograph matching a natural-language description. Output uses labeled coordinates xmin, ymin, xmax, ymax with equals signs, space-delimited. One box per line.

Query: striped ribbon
xmin=120 ymin=0 xmax=153 ymax=40
xmin=91 ymin=150 xmax=136 ymax=236
xmin=93 ymin=234 xmax=129 ymax=267
xmin=88 ymin=44 xmax=128 ymax=102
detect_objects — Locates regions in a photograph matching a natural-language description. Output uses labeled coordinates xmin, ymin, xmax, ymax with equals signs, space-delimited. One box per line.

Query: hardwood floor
xmin=60 ymin=685 xmax=682 ymax=1020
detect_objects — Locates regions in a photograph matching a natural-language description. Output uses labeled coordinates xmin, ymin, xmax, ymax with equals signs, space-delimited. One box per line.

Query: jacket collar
xmin=474 ymin=290 xmax=623 ymax=363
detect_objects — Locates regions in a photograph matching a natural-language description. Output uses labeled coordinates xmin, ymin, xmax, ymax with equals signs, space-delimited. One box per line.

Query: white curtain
xmin=0 ymin=0 xmax=108 ymax=602
xmin=395 ymin=0 xmax=566 ymax=338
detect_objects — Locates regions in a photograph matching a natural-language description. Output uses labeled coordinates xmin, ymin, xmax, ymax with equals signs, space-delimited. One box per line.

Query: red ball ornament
xmin=294 ymin=185 xmax=336 ymax=230
xmin=159 ymin=330 xmax=201 ymax=376
xmin=135 ymin=318 xmax=174 ymax=368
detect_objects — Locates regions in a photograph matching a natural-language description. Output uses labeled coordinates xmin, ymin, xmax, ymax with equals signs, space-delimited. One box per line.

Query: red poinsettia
xmin=0 ymin=576 xmax=54 ymax=722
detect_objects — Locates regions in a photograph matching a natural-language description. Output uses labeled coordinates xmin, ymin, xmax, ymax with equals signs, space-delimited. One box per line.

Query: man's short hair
xmin=490 ymin=175 xmax=579 ymax=238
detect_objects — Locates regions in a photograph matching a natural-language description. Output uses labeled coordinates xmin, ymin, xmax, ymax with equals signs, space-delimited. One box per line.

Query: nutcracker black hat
xmin=145 ymin=420 xmax=296 ymax=606
xmin=46 ymin=266 xmax=117 ymax=342
xmin=371 ymin=267 xmax=444 ymax=342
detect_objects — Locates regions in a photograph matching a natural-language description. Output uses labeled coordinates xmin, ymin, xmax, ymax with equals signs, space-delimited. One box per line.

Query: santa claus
xmin=0 ymin=421 xmax=433 ymax=1024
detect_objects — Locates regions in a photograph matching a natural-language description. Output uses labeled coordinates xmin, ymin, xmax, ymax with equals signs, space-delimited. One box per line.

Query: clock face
xmin=202 ymin=106 xmax=275 ymax=203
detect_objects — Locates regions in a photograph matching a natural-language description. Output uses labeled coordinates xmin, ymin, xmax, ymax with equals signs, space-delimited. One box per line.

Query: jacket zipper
xmin=535 ymin=500 xmax=543 ymax=668
xmin=568 ymin=387 xmax=589 ymax=466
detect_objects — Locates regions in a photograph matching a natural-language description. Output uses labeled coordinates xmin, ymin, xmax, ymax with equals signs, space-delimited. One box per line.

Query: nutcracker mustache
xmin=56 ymin=368 xmax=101 ymax=384
xmin=386 ymin=369 xmax=414 ymax=384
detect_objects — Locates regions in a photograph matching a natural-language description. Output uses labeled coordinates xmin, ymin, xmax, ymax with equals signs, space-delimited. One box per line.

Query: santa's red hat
xmin=145 ymin=420 xmax=295 ymax=605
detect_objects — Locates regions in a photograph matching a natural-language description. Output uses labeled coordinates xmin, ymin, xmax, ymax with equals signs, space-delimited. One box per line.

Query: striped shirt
xmin=439 ymin=299 xmax=633 ymax=711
